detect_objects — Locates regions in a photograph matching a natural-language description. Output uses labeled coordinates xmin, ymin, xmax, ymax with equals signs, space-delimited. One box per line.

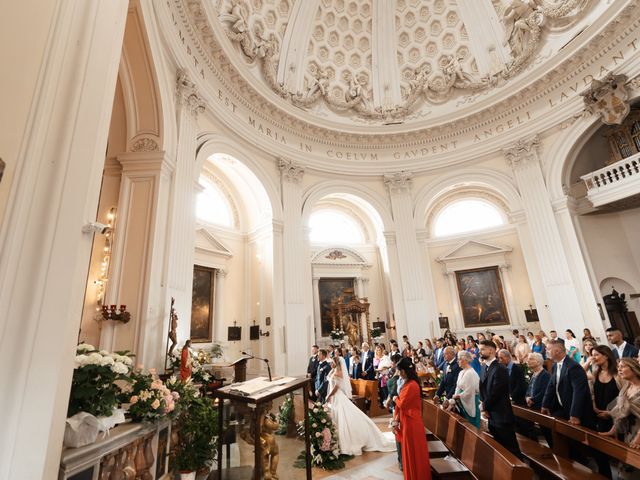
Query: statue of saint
xmin=346 ymin=316 xmax=359 ymax=347
xmin=180 ymin=340 xmax=192 ymax=382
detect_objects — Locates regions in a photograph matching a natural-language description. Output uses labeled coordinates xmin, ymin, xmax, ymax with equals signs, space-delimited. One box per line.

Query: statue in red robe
xmin=180 ymin=340 xmax=192 ymax=382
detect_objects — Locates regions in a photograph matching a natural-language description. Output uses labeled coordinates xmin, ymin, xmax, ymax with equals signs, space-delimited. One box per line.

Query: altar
xmin=328 ymin=288 xmax=372 ymax=345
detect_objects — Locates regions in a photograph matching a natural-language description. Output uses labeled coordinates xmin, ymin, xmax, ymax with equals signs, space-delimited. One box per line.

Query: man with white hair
xmin=434 ymin=346 xmax=460 ymax=401
xmin=360 ymin=342 xmax=375 ymax=380
xmin=498 ymin=349 xmax=527 ymax=406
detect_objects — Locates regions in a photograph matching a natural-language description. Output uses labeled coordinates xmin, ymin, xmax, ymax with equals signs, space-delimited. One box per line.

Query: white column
xmin=214 ymin=269 xmax=227 ymax=343
xmin=279 ymin=158 xmax=313 ymax=375
xmin=0 ymin=2 xmax=128 ymax=478
xmin=504 ymin=136 xmax=587 ymax=336
xmin=417 ymin=230 xmax=443 ymax=337
xmin=271 ymin=220 xmax=287 ymax=375
xmin=105 ymin=151 xmax=174 ymax=368
xmin=445 ymin=271 xmax=464 ymax=332
xmin=361 ymin=277 xmax=370 ymax=299
xmin=312 ymin=277 xmax=321 ymax=342
xmin=554 ymin=201 xmax=607 ymax=340
xmin=499 ymin=264 xmax=521 ymax=327
xmin=384 ymin=172 xmax=436 ymax=341
xmin=355 ymin=276 xmax=364 ymax=297
xmin=384 ymin=232 xmax=408 ymax=340
xmin=166 ymin=69 xmax=206 ymax=344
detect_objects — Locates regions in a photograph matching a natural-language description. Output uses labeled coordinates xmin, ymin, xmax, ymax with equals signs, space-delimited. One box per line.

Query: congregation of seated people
xmin=310 ymin=325 xmax=640 ymax=479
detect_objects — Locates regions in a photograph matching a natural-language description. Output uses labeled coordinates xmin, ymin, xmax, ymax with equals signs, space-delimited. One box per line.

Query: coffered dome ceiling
xmin=211 ymin=0 xmax=598 ymax=127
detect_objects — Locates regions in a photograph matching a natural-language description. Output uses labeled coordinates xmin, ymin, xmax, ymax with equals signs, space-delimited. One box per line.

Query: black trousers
xmin=488 ymin=419 xmax=521 ymax=458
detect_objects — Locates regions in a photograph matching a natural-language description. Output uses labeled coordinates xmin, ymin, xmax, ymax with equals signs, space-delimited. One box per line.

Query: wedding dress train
xmin=327 ymin=359 xmax=396 ymax=456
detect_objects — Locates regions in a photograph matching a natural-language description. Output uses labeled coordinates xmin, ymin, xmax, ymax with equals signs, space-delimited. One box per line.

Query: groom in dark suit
xmin=479 ymin=340 xmax=521 ymax=457
xmin=306 ymin=345 xmax=319 ymax=400
xmin=315 ymin=349 xmax=331 ymax=403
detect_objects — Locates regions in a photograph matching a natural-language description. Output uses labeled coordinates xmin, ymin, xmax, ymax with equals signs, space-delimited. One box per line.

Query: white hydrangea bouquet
xmin=67 ymin=343 xmax=134 ymax=418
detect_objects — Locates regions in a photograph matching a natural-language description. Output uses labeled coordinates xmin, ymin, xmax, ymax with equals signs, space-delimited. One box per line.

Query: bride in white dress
xmin=325 ymin=357 xmax=396 ymax=456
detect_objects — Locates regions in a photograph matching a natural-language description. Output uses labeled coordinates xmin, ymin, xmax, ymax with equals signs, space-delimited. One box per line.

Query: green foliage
xmin=67 ymin=345 xmax=133 ymax=418
xmin=276 ymin=394 xmax=293 ymax=435
xmin=171 ymin=397 xmax=219 ymax=472
xmin=370 ymin=327 xmax=382 ymax=339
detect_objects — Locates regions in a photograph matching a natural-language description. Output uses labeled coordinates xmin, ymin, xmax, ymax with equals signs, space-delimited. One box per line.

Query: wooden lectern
xmin=229 ymin=356 xmax=249 ymax=383
xmin=212 ymin=377 xmax=312 ymax=480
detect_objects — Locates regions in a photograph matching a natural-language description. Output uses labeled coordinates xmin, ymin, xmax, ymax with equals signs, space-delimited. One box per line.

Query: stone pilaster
xmin=384 ymin=172 xmax=437 ymax=341
xmin=505 ymin=136 xmax=594 ymax=335
xmin=166 ymin=69 xmax=206 ymax=344
xmin=214 ymin=269 xmax=227 ymax=343
xmin=278 ymin=158 xmax=313 ymax=374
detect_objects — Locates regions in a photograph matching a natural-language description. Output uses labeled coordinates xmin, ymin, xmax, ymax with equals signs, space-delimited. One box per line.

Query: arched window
xmin=196 ymin=178 xmax=233 ymax=227
xmin=309 ymin=209 xmax=365 ymax=244
xmin=433 ymin=199 xmax=505 ymax=237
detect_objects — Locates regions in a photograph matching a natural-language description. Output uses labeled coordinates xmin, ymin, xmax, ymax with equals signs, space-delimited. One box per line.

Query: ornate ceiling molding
xmin=157 ymin=0 xmax=640 ymax=172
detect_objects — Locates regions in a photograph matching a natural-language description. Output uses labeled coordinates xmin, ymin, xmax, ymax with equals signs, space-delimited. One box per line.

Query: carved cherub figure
xmin=309 ymin=68 xmax=330 ymax=97
xmin=260 ymin=413 xmax=280 ymax=480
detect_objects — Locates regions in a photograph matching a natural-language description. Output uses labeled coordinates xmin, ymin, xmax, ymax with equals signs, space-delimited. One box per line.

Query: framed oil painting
xmin=318 ymin=278 xmax=355 ymax=337
xmin=191 ymin=265 xmax=215 ymax=343
xmin=455 ymin=266 xmax=509 ymax=328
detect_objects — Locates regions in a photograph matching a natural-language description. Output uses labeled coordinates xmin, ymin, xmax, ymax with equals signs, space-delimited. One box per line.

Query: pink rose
xmin=320 ymin=428 xmax=331 ymax=451
xmin=151 ymin=399 xmax=160 ymax=409
xmin=130 ymin=395 xmax=139 ymax=404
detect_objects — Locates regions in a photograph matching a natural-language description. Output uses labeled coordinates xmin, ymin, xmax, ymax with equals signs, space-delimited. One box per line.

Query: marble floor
xmin=226 ymin=413 xmax=403 ymax=479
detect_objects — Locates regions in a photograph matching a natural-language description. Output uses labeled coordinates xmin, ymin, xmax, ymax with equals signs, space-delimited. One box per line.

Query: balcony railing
xmin=581 ymin=152 xmax=640 ymax=207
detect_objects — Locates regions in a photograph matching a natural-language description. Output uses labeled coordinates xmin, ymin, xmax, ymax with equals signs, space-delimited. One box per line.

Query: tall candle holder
xmin=101 ymin=304 xmax=131 ymax=323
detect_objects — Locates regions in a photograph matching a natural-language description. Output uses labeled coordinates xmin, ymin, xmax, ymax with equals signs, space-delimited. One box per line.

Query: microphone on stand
xmin=241 ymin=351 xmax=272 ymax=382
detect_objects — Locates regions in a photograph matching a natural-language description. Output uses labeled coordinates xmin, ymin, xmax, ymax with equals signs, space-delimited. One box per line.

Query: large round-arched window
xmin=196 ymin=178 xmax=234 ymax=227
xmin=309 ymin=209 xmax=365 ymax=244
xmin=433 ymin=199 xmax=505 ymax=237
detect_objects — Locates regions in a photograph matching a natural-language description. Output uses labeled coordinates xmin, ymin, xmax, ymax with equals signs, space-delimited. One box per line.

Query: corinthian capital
xmin=176 ymin=68 xmax=206 ymax=116
xmin=503 ymin=135 xmax=540 ymax=169
xmin=383 ymin=171 xmax=413 ymax=194
xmin=278 ymin=157 xmax=304 ymax=183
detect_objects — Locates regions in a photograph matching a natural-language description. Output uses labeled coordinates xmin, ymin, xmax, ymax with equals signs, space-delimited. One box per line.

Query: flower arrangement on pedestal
xmin=168 ymin=349 xmax=212 ymax=384
xmin=294 ymin=402 xmax=351 ymax=470
xmin=370 ymin=327 xmax=382 ymax=341
xmin=68 ymin=344 xmax=133 ymax=418
xmin=126 ymin=369 xmax=179 ymax=422
xmin=330 ymin=329 xmax=345 ymax=341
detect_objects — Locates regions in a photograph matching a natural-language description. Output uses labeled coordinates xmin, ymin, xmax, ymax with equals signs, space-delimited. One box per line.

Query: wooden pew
xmin=512 ymin=405 xmax=608 ymax=479
xmin=424 ymin=400 xmax=533 ymax=480
xmin=513 ymin=405 xmax=640 ymax=470
xmin=350 ymin=379 xmax=388 ymax=417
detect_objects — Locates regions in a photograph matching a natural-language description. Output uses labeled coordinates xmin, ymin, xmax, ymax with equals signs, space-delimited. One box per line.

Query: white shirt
xmin=555 ymin=358 xmax=564 ymax=406
xmin=616 ymin=341 xmax=627 ymax=358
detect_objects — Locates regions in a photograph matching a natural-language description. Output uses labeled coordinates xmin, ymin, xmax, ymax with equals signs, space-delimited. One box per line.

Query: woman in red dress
xmin=180 ymin=339 xmax=192 ymax=382
xmin=394 ymin=357 xmax=431 ymax=480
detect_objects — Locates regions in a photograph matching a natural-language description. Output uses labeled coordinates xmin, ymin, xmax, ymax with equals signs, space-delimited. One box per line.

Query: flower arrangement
xmin=294 ymin=402 xmax=351 ymax=470
xmin=68 ymin=344 xmax=134 ymax=418
xmin=164 ymin=375 xmax=200 ymax=415
xmin=330 ymin=329 xmax=345 ymax=341
xmin=126 ymin=369 xmax=179 ymax=422
xmin=370 ymin=327 xmax=382 ymax=339
xmin=276 ymin=394 xmax=294 ymax=435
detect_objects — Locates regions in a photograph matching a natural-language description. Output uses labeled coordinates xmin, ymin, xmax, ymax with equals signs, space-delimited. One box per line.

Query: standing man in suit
xmin=607 ymin=327 xmax=639 ymax=359
xmin=315 ymin=349 xmax=331 ymax=403
xmin=433 ymin=347 xmax=461 ymax=401
xmin=498 ymin=349 xmax=527 ymax=406
xmin=542 ymin=339 xmax=596 ymax=428
xmin=360 ymin=342 xmax=375 ymax=380
xmin=479 ymin=340 xmax=521 ymax=457
xmin=349 ymin=354 xmax=363 ymax=380
xmin=433 ymin=339 xmax=445 ymax=370
xmin=306 ymin=344 xmax=319 ymax=400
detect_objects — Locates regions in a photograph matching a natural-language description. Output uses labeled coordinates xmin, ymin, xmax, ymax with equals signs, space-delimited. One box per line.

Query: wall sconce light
xmin=94 ymin=207 xmax=117 ymax=322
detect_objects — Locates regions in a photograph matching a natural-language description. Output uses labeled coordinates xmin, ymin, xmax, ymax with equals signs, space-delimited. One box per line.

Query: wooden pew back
xmin=425 ymin=401 xmax=533 ymax=480
xmin=512 ymin=405 xmax=640 ymax=470
xmin=349 ymin=379 xmax=387 ymax=417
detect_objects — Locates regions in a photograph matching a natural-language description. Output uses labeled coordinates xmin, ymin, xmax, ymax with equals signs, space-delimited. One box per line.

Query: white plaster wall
xmin=427 ymin=228 xmax=537 ymax=336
